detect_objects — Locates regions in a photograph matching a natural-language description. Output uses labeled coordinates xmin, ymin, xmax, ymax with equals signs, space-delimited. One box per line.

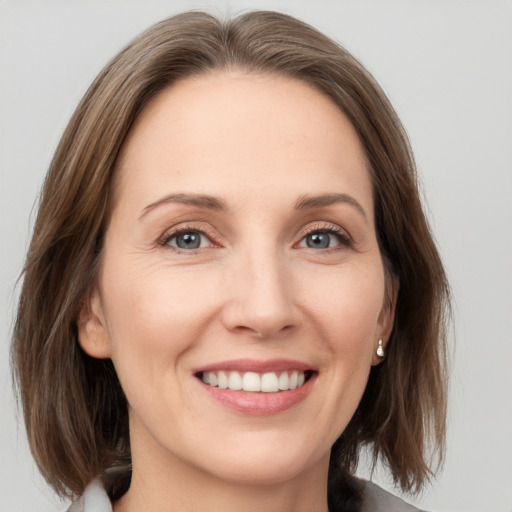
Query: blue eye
xmin=167 ymin=231 xmax=209 ymax=250
xmin=299 ymin=230 xmax=345 ymax=249
xmin=306 ymin=232 xmax=331 ymax=248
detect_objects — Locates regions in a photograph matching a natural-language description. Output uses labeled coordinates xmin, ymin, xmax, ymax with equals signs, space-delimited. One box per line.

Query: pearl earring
xmin=376 ymin=339 xmax=385 ymax=358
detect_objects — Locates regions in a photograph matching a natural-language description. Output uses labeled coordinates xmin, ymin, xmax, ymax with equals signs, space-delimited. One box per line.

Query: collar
xmin=67 ymin=479 xmax=112 ymax=512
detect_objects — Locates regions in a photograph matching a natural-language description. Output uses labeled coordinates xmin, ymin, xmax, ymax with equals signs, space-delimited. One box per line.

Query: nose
xmin=221 ymin=245 xmax=298 ymax=339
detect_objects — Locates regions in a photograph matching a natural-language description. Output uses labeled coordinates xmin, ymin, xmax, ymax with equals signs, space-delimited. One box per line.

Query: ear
xmin=77 ymin=286 xmax=112 ymax=359
xmin=372 ymin=275 xmax=399 ymax=366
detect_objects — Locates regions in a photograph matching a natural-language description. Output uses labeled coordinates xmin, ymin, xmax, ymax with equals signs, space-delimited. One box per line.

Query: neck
xmin=114 ymin=443 xmax=330 ymax=512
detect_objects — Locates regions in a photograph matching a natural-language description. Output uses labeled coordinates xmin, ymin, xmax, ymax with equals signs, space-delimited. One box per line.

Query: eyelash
xmin=158 ymin=224 xmax=219 ymax=250
xmin=299 ymin=223 xmax=352 ymax=249
xmin=158 ymin=222 xmax=351 ymax=251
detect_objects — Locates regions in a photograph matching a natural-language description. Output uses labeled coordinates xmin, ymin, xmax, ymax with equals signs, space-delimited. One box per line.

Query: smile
xmin=199 ymin=370 xmax=311 ymax=393
xmin=193 ymin=359 xmax=317 ymax=415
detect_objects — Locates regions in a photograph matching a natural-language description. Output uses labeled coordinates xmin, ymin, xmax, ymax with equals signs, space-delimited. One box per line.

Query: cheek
xmin=300 ymin=264 xmax=384 ymax=416
xmin=302 ymin=262 xmax=385 ymax=359
xmin=100 ymin=257 xmax=224 ymax=374
xmin=289 ymin=262 xmax=385 ymax=442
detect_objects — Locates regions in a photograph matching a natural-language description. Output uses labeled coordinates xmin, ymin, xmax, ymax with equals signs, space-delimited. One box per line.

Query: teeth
xmin=243 ymin=372 xmax=261 ymax=392
xmin=261 ymin=372 xmax=279 ymax=392
xmin=218 ymin=371 xmax=228 ymax=389
xmin=202 ymin=370 xmax=309 ymax=393
xmin=289 ymin=371 xmax=298 ymax=390
xmin=278 ymin=372 xmax=289 ymax=390
xmin=228 ymin=371 xmax=242 ymax=390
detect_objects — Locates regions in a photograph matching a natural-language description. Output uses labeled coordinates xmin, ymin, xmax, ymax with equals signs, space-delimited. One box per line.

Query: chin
xmin=207 ymin=455 xmax=316 ymax=486
xmin=190 ymin=433 xmax=329 ymax=486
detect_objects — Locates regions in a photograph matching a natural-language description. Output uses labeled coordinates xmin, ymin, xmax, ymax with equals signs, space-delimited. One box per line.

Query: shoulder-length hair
xmin=12 ymin=9 xmax=450 ymax=503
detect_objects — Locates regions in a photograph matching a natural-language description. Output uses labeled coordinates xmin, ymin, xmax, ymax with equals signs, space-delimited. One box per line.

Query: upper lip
xmin=193 ymin=358 xmax=316 ymax=374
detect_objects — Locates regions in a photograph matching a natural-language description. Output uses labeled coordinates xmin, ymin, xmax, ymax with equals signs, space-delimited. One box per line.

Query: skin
xmin=79 ymin=71 xmax=397 ymax=512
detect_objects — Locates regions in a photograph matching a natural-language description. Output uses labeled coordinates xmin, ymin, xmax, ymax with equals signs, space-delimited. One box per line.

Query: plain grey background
xmin=1 ymin=1 xmax=511 ymax=511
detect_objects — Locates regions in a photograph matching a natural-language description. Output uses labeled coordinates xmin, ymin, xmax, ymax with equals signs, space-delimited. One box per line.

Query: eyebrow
xmin=139 ymin=191 xmax=367 ymax=222
xmin=139 ymin=193 xmax=228 ymax=219
xmin=294 ymin=193 xmax=368 ymax=222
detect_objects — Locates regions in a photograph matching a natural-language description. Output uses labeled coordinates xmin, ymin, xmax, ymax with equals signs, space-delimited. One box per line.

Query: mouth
xmin=196 ymin=369 xmax=315 ymax=393
xmin=193 ymin=359 xmax=317 ymax=415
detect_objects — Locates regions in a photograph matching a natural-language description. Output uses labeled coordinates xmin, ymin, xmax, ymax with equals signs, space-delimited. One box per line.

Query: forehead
xmin=113 ymin=71 xmax=372 ymax=214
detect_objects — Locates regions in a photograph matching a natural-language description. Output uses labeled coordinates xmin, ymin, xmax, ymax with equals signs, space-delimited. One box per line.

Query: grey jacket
xmin=67 ymin=478 xmax=424 ymax=512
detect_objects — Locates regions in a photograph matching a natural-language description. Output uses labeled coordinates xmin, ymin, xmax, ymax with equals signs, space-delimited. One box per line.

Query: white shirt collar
xmin=67 ymin=479 xmax=112 ymax=512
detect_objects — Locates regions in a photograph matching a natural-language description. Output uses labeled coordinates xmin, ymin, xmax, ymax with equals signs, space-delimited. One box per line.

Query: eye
xmin=164 ymin=229 xmax=212 ymax=250
xmin=304 ymin=232 xmax=334 ymax=249
xmin=298 ymin=228 xmax=349 ymax=250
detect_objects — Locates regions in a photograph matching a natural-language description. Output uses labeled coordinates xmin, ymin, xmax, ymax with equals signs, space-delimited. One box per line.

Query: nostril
xmin=230 ymin=323 xmax=294 ymax=339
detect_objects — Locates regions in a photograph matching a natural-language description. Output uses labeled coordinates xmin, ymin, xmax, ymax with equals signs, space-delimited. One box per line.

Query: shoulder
xmin=67 ymin=477 xmax=426 ymax=512
xmin=67 ymin=480 xmax=112 ymax=512
xmin=360 ymin=481 xmax=427 ymax=512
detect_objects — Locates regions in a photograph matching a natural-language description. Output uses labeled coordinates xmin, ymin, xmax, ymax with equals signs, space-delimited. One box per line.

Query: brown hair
xmin=12 ymin=9 xmax=450 ymax=505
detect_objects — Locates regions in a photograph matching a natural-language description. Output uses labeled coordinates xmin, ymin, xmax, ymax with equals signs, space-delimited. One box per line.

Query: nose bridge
xmin=223 ymin=237 xmax=295 ymax=338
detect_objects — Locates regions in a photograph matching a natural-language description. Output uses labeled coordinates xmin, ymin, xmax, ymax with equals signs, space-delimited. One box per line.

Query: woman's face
xmin=80 ymin=72 xmax=396 ymax=486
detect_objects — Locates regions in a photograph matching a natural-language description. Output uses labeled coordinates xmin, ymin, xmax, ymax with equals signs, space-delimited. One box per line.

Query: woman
xmin=11 ymin=10 xmax=449 ymax=512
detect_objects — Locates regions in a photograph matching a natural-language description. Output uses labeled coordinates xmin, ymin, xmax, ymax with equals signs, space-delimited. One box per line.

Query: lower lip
xmin=198 ymin=375 xmax=316 ymax=416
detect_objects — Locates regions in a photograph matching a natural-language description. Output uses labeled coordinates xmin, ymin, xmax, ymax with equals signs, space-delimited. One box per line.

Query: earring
xmin=376 ymin=339 xmax=385 ymax=358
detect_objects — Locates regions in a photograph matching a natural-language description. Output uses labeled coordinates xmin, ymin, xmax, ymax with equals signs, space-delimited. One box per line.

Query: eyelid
xmin=158 ymin=223 xmax=220 ymax=249
xmin=157 ymin=221 xmax=351 ymax=251
xmin=296 ymin=222 xmax=352 ymax=247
